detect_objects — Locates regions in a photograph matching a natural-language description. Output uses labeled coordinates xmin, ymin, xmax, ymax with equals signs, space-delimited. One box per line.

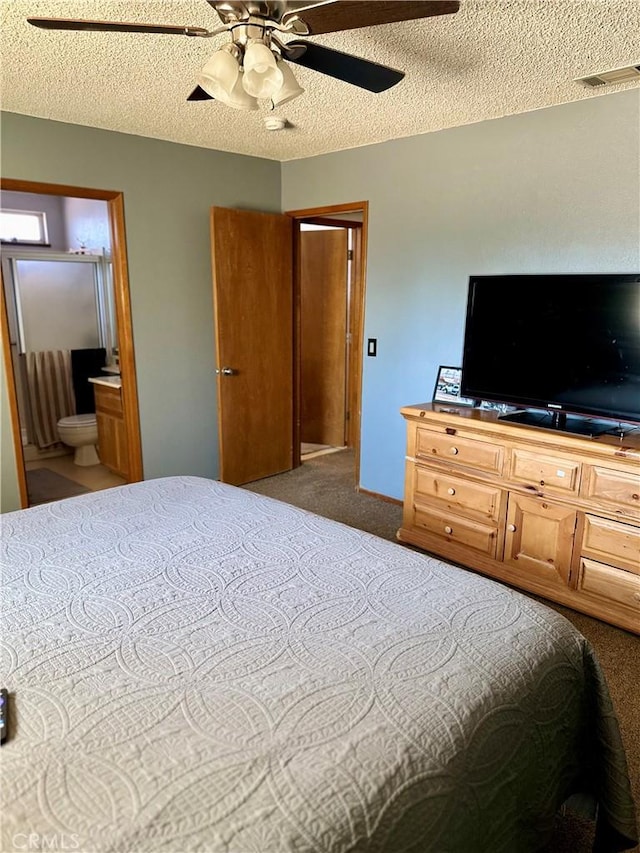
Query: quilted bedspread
xmin=1 ymin=476 xmax=637 ymax=852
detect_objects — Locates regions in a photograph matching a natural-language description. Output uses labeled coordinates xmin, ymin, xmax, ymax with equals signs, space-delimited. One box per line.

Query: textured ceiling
xmin=1 ymin=1 xmax=639 ymax=162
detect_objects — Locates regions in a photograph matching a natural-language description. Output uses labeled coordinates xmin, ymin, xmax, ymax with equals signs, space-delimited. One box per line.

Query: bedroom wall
xmin=0 ymin=113 xmax=281 ymax=512
xmin=282 ymin=89 xmax=640 ymax=500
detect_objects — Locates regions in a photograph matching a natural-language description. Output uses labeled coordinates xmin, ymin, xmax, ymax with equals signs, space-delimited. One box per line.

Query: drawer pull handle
xmin=449 ymin=447 xmax=459 ymax=455
xmin=507 ymin=524 xmax=517 ymax=532
xmin=444 ymin=525 xmax=453 ymax=535
xmin=632 ymin=493 xmax=639 ymax=501
xmin=634 ymin=592 xmax=640 ymax=603
xmin=447 ymin=487 xmax=456 ymax=495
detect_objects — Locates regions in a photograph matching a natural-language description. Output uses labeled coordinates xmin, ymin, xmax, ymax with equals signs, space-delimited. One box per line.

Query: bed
xmin=1 ymin=476 xmax=637 ymax=852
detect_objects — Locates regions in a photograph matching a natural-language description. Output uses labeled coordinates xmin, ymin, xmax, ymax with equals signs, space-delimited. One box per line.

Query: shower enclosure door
xmin=8 ymin=255 xmax=107 ymax=353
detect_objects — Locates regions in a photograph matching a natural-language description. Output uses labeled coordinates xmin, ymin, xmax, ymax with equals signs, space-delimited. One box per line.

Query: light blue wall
xmin=1 ymin=113 xmax=281 ymax=512
xmin=282 ymin=90 xmax=640 ymax=500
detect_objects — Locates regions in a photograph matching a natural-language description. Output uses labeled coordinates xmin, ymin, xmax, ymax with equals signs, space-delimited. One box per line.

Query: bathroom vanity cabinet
xmin=398 ymin=404 xmax=640 ymax=634
xmin=94 ymin=382 xmax=128 ymax=479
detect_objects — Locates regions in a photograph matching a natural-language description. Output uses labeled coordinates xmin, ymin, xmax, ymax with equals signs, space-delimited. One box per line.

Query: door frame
xmin=0 ymin=178 xmax=143 ymax=507
xmin=286 ymin=201 xmax=368 ymax=486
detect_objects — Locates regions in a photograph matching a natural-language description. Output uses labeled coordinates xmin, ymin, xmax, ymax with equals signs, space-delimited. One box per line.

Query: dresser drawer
xmin=94 ymin=384 xmax=123 ymax=417
xmin=582 ymin=466 xmax=640 ymax=517
xmin=414 ymin=466 xmax=502 ymax=522
xmin=581 ymin=515 xmax=640 ymax=574
xmin=412 ymin=504 xmax=499 ymax=557
xmin=509 ymin=449 xmax=580 ymax=493
xmin=415 ymin=427 xmax=503 ymax=475
xmin=577 ymin=558 xmax=640 ymax=613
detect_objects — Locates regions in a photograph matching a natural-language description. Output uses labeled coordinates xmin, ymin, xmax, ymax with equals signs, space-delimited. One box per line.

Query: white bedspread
xmin=1 ymin=476 xmax=637 ymax=852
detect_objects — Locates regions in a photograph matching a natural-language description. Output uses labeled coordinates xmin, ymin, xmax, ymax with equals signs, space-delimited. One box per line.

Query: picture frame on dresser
xmin=433 ymin=366 xmax=476 ymax=407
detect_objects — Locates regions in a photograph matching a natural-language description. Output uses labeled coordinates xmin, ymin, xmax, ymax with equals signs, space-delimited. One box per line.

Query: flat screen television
xmin=460 ymin=273 xmax=640 ymax=436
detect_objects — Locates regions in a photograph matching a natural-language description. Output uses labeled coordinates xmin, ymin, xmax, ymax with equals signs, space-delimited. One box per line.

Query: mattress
xmin=1 ymin=476 xmax=637 ymax=852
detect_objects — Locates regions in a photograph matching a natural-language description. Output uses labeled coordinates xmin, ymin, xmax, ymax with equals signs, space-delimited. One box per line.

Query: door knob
xmin=216 ymin=367 xmax=236 ymax=375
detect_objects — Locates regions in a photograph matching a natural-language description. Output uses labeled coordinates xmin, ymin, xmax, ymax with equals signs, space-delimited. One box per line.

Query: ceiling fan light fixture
xmin=272 ymin=58 xmax=304 ymax=106
xmin=222 ymin=72 xmax=260 ymax=110
xmin=242 ymin=40 xmax=284 ymax=99
xmin=25 ymin=1 xmax=460 ymax=114
xmin=198 ymin=45 xmax=240 ymax=99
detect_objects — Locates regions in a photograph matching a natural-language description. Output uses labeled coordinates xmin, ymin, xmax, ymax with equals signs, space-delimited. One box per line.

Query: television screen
xmin=461 ymin=274 xmax=640 ymax=427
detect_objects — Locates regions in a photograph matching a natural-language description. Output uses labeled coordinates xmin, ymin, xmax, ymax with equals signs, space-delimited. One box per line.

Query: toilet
xmin=57 ymin=414 xmax=100 ymax=466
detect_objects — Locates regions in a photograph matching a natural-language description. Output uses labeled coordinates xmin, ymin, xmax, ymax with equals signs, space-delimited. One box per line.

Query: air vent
xmin=577 ymin=64 xmax=640 ymax=88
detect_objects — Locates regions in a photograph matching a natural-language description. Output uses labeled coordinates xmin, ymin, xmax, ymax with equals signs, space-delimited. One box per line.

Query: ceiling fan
xmin=27 ymin=1 xmax=460 ymax=111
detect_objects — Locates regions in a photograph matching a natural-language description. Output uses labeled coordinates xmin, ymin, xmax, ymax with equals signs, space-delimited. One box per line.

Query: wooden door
xmin=211 ymin=207 xmax=293 ymax=485
xmin=300 ymin=229 xmax=349 ymax=446
xmin=503 ymin=493 xmax=577 ymax=588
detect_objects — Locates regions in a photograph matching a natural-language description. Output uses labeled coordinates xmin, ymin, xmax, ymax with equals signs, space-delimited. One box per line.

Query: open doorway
xmin=288 ymin=204 xmax=367 ymax=481
xmin=299 ymin=223 xmax=350 ymax=461
xmin=1 ymin=179 xmax=142 ymax=508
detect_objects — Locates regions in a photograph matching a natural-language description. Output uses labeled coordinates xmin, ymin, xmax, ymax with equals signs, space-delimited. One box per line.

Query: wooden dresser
xmin=94 ymin=383 xmax=128 ymax=479
xmin=398 ymin=404 xmax=640 ymax=634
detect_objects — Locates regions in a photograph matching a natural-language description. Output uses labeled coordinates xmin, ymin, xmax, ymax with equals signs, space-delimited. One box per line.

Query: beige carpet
xmin=246 ymin=448 xmax=403 ymax=540
xmin=245 ymin=448 xmax=639 ymax=853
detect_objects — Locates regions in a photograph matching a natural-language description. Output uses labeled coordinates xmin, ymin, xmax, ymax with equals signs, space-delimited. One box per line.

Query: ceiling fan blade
xmin=187 ymin=86 xmax=214 ymax=101
xmin=27 ymin=17 xmax=211 ymax=36
xmin=288 ymin=1 xmax=460 ymax=36
xmin=283 ymin=40 xmax=403 ymax=93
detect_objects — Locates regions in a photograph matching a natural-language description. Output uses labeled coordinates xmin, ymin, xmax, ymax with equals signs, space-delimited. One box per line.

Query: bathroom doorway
xmin=0 ymin=179 xmax=142 ymax=507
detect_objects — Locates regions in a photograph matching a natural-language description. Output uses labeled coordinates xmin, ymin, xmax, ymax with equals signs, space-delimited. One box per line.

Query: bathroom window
xmin=0 ymin=210 xmax=49 ymax=245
